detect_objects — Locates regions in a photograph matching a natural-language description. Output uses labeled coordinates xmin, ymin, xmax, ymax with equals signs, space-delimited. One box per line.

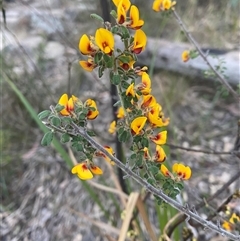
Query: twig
xmin=166 ymin=143 xmax=240 ymax=156
xmin=172 ymin=9 xmax=239 ymax=100
xmin=163 ymin=170 xmax=240 ymax=239
xmin=69 ymin=122 xmax=240 ymax=241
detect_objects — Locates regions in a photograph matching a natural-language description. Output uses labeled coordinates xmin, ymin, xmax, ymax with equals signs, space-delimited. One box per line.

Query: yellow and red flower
xmin=128 ymin=5 xmax=144 ymax=30
xmin=71 ymin=162 xmax=103 ymax=180
xmin=117 ymin=0 xmax=127 ymax=24
xmin=79 ymin=58 xmax=96 ymax=72
xmin=112 ymin=0 xmax=131 ymax=12
xmin=96 ymin=146 xmax=115 ymax=165
xmin=160 ymin=163 xmax=191 ymax=180
xmin=150 ymin=130 xmax=167 ymax=145
xmin=132 ymin=29 xmax=147 ymax=54
xmin=126 ymin=83 xmax=136 ymax=97
xmin=154 ymin=145 xmax=166 ymax=162
xmin=58 ymin=93 xmax=78 ymax=116
xmin=137 ymin=72 xmax=151 ymax=95
xmin=79 ymin=34 xmax=97 ymax=55
xmin=152 ymin=0 xmax=176 ymax=11
xmin=85 ymin=99 xmax=99 ymax=120
xmin=131 ymin=116 xmax=147 ymax=135
xmin=172 ymin=163 xmax=192 ymax=180
xmin=95 ymin=28 xmax=114 ymax=55
xmin=141 ymin=94 xmax=156 ymax=109
xmin=161 ymin=164 xmax=171 ymax=177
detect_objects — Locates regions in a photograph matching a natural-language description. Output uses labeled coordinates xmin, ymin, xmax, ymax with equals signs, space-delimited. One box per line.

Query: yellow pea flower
xmin=112 ymin=0 xmax=131 ymax=12
xmin=160 ymin=164 xmax=171 ymax=177
xmin=79 ymin=34 xmax=97 ymax=55
xmin=89 ymin=164 xmax=103 ymax=175
xmin=154 ymin=145 xmax=166 ymax=162
xmin=150 ymin=130 xmax=167 ymax=145
xmin=117 ymin=0 xmax=127 ymax=24
xmin=72 ymin=163 xmax=93 ymax=180
xmin=137 ymin=72 xmax=151 ymax=95
xmin=182 ymin=50 xmax=190 ymax=62
xmin=126 ymin=83 xmax=135 ymax=97
xmin=79 ymin=58 xmax=96 ymax=72
xmin=162 ymin=0 xmax=176 ymax=10
xmin=141 ymin=94 xmax=156 ymax=108
xmin=172 ymin=163 xmax=192 ymax=180
xmin=152 ymin=0 xmax=176 ymax=11
xmin=72 ymin=162 xmax=103 ymax=180
xmin=95 ymin=28 xmax=114 ymax=55
xmin=132 ymin=29 xmax=147 ymax=54
xmin=128 ymin=5 xmax=144 ymax=30
xmin=143 ymin=147 xmax=150 ymax=159
xmin=85 ymin=99 xmax=99 ymax=120
xmin=58 ymin=93 xmax=78 ymax=116
xmin=117 ymin=107 xmax=125 ymax=119
xmin=108 ymin=120 xmax=116 ymax=134
xmin=131 ymin=116 xmax=147 ymax=135
xmin=98 ymin=146 xmax=115 ymax=165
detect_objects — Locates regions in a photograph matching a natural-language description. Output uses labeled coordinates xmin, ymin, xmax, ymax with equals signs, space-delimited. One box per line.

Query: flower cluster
xmin=78 ymin=0 xmax=147 ymax=74
xmin=58 ymin=93 xmax=99 ymax=120
xmin=39 ymin=0 xmax=192 ymax=189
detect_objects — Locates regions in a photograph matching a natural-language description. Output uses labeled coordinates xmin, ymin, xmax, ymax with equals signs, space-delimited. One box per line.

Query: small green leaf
xmin=55 ymin=104 xmax=65 ymax=112
xmin=94 ymin=52 xmax=103 ymax=63
xmin=141 ymin=137 xmax=149 ymax=148
xmin=111 ymin=74 xmax=121 ymax=85
xmin=38 ymin=110 xmax=51 ymax=120
xmin=90 ymin=13 xmax=104 ymax=23
xmin=103 ymin=54 xmax=111 ymax=63
xmin=118 ymin=130 xmax=129 ymax=142
xmin=62 ymin=116 xmax=72 ymax=124
xmin=41 ymin=131 xmax=53 ymax=146
xmin=87 ymin=130 xmax=96 ymax=136
xmin=72 ymin=142 xmax=84 ymax=151
xmin=51 ymin=116 xmax=61 ymax=126
xmin=110 ymin=10 xmax=117 ymax=19
xmin=120 ymin=26 xmax=130 ymax=39
xmin=111 ymin=26 xmax=119 ymax=34
xmin=118 ymin=55 xmax=130 ymax=63
xmin=148 ymin=165 xmax=159 ymax=175
xmin=61 ymin=133 xmax=70 ymax=143
xmin=78 ymin=112 xmax=86 ymax=120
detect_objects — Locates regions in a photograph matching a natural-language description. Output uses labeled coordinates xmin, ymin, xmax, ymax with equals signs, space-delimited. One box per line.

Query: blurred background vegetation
xmin=1 ymin=0 xmax=239 ymax=240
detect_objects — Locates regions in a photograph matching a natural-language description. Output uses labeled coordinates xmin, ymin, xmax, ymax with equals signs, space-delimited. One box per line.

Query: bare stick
xmin=172 ymin=9 xmax=239 ymax=100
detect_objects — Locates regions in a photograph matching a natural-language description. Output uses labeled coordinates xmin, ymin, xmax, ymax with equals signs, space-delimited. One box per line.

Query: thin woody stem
xmin=70 ymin=122 xmax=240 ymax=241
xmin=166 ymin=143 xmax=240 ymax=156
xmin=172 ymin=9 xmax=239 ymax=100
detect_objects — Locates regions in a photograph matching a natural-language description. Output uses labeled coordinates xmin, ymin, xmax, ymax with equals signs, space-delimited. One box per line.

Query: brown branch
xmin=172 ymin=9 xmax=239 ymax=100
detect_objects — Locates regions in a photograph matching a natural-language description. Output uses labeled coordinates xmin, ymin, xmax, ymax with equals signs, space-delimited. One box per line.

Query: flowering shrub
xmin=37 ymin=0 xmax=240 ymax=240
xmin=38 ymin=0 xmax=191 ymax=201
